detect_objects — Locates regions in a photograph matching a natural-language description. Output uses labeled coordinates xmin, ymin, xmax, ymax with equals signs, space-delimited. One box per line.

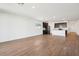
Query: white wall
xmin=68 ymin=20 xmax=79 ymax=35
xmin=0 ymin=13 xmax=43 ymax=42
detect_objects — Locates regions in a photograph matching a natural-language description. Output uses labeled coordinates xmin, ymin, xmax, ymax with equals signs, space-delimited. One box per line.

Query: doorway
xmin=43 ymin=22 xmax=50 ymax=35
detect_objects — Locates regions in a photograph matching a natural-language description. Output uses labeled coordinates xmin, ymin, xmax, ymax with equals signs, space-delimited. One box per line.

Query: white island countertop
xmin=51 ymin=29 xmax=66 ymax=37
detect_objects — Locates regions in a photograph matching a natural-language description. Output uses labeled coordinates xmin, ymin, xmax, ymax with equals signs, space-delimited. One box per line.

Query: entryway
xmin=43 ymin=22 xmax=50 ymax=35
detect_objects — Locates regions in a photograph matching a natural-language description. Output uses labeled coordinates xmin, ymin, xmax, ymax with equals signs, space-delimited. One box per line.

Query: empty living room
xmin=0 ymin=2 xmax=79 ymax=56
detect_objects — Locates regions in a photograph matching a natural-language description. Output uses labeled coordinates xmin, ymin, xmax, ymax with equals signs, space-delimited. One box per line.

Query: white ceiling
xmin=0 ymin=3 xmax=79 ymax=21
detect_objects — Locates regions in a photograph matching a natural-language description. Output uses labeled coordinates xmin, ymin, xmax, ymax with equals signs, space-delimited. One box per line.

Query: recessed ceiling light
xmin=32 ymin=6 xmax=36 ymax=8
xmin=53 ymin=16 xmax=56 ymax=19
xmin=62 ymin=18 xmax=65 ymax=20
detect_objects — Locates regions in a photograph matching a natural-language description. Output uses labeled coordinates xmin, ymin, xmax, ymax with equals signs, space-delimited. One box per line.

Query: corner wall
xmin=68 ymin=20 xmax=79 ymax=35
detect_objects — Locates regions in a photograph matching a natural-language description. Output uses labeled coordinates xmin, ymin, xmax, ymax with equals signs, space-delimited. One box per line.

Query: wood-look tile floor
xmin=0 ymin=35 xmax=79 ymax=56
